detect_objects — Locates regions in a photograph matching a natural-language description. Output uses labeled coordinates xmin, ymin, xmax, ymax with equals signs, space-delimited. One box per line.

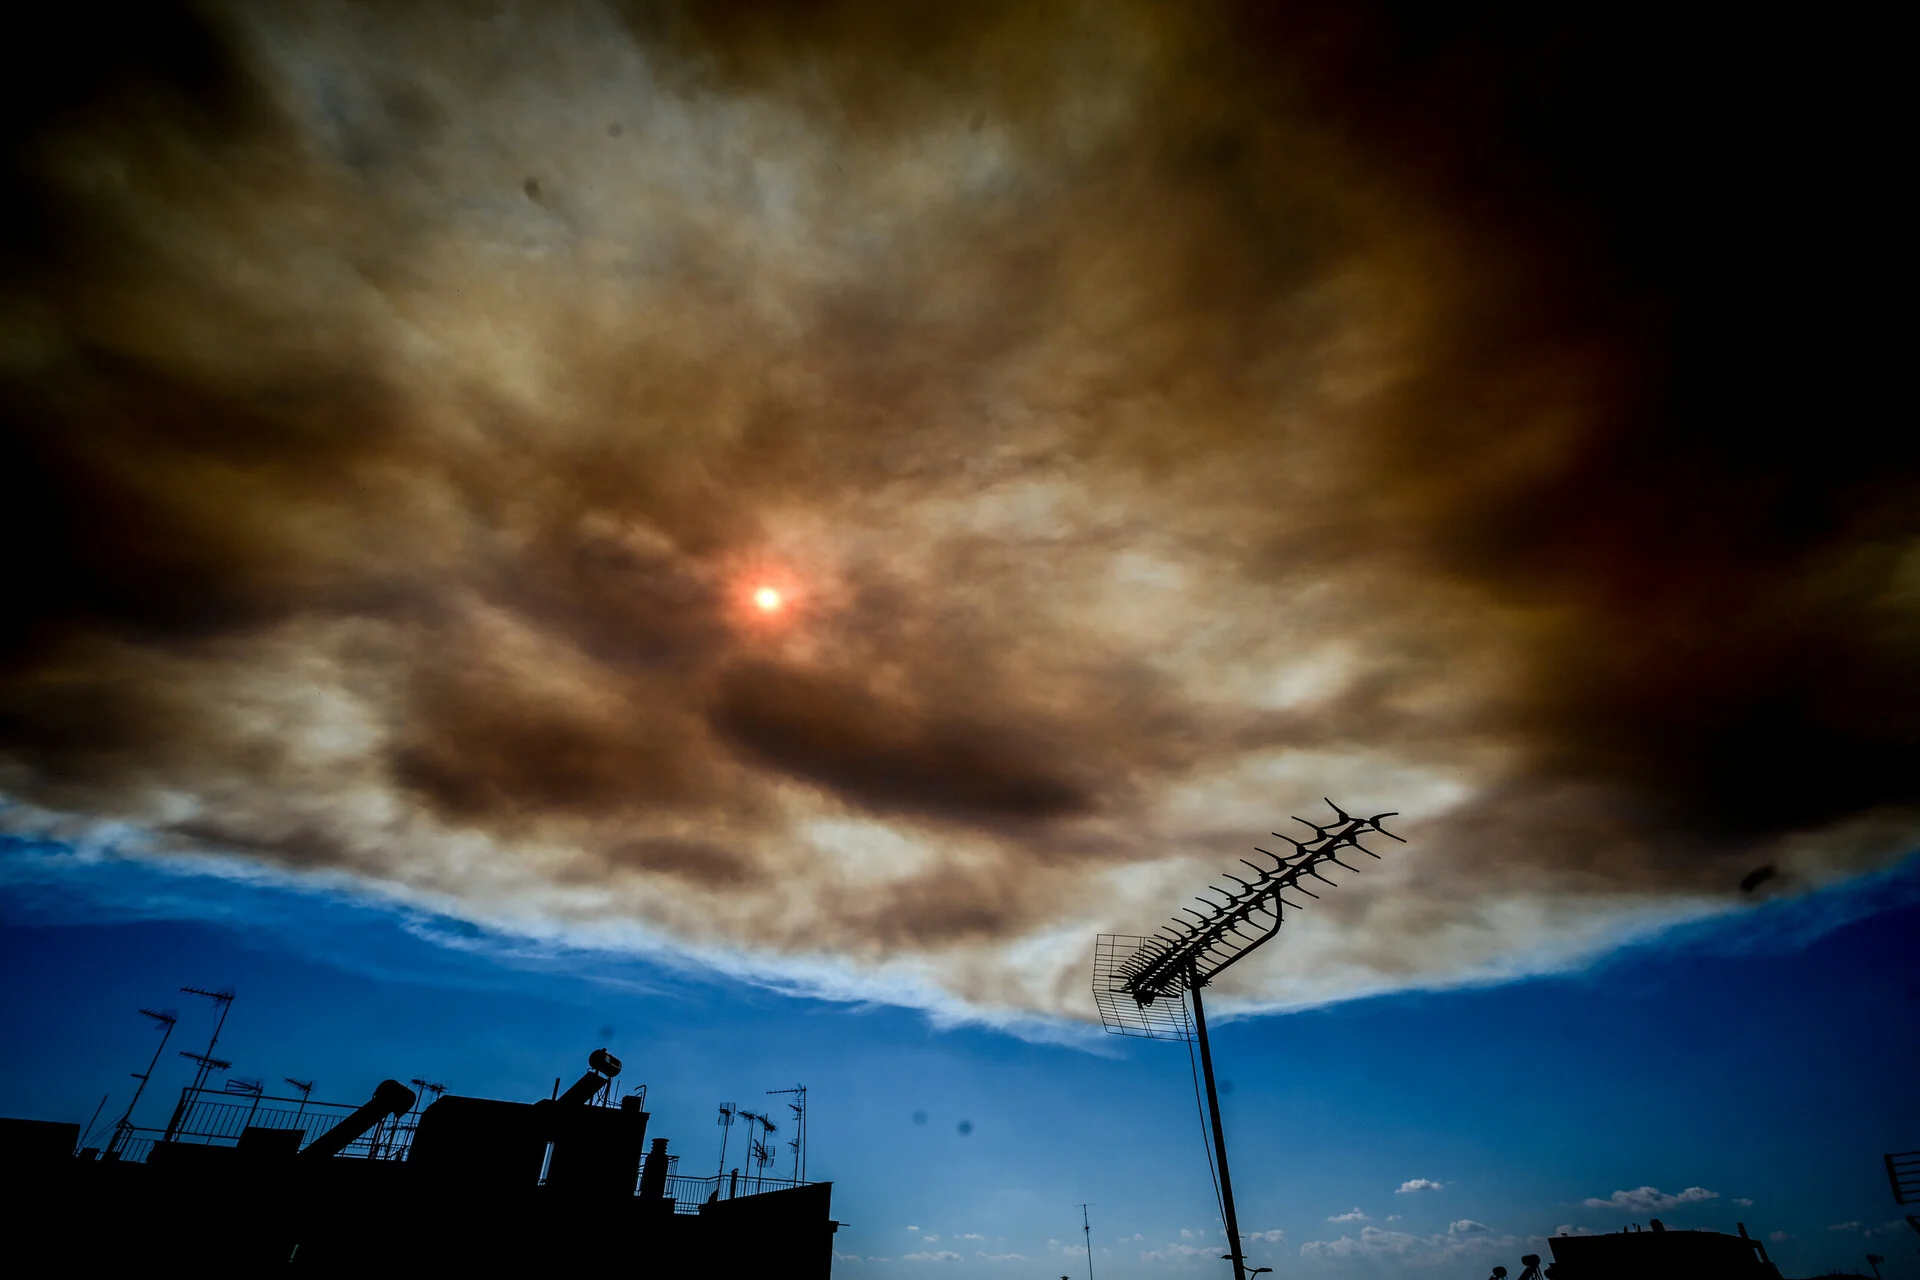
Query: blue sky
xmin=4 ymin=836 xmax=1915 ymax=1279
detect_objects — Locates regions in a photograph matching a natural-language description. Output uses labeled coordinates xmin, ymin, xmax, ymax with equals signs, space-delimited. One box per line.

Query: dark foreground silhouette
xmin=0 ymin=1048 xmax=836 ymax=1273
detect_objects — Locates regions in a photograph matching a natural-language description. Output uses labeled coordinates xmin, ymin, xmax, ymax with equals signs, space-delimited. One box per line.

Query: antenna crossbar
xmin=1112 ymin=801 xmax=1399 ymax=1003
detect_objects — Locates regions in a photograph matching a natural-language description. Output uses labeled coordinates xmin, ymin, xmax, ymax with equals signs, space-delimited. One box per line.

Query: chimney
xmin=637 ymin=1137 xmax=670 ymax=1200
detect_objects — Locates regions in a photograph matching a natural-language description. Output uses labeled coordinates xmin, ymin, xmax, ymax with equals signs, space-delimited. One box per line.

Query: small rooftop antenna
xmin=716 ymin=1103 xmax=737 ymax=1179
xmin=408 ymin=1079 xmax=448 ymax=1114
xmin=768 ymin=1085 xmax=807 ymax=1182
xmin=283 ymin=1079 xmax=315 ymax=1119
xmin=741 ymin=1110 xmax=778 ymax=1190
xmin=1091 ymin=799 xmax=1403 ymax=1280
xmin=224 ymin=1076 xmax=265 ymax=1130
xmin=106 ymin=1006 xmax=176 ymax=1156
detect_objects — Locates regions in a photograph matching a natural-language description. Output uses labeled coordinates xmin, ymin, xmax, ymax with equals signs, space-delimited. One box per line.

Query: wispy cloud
xmin=1329 ymin=1208 xmax=1370 ymax=1223
xmin=1583 ymin=1186 xmax=1719 ymax=1213
xmin=1396 ymin=1178 xmax=1447 ymax=1194
xmin=1301 ymin=1226 xmax=1544 ymax=1263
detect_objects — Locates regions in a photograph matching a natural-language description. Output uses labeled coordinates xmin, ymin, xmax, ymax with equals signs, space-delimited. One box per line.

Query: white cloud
xmin=1142 ymin=1242 xmax=1212 ymax=1262
xmin=958 ymin=1233 xmax=984 ymax=1241
xmin=833 ymin=1251 xmax=864 ymax=1263
xmin=1769 ymin=1231 xmax=1791 ymax=1243
xmin=1329 ymin=1208 xmax=1370 ymax=1223
xmin=907 ymin=1225 xmax=919 ymax=1232
xmin=1245 ymin=1229 xmax=1286 ymax=1243
xmin=1301 ymin=1226 xmax=1545 ymax=1264
xmin=1449 ymin=1220 xmax=1489 ymax=1235
xmin=1733 ymin=1198 xmax=1753 ymax=1207
xmin=922 ymin=1235 xmax=940 ymax=1243
xmin=1582 ymin=1186 xmax=1719 ymax=1212
xmin=1827 ymin=1221 xmax=1861 ymax=1232
xmin=904 ymin=1250 xmax=963 ymax=1262
xmin=1385 ymin=1215 xmax=1402 ymax=1223
xmin=1180 ymin=1229 xmax=1195 ymax=1238
xmin=1397 ymin=1178 xmax=1448 ymax=1194
xmin=976 ymin=1252 xmax=1026 ymax=1262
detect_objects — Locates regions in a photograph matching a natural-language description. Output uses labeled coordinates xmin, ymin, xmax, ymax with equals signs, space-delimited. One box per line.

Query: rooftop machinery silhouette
xmin=1093 ymin=799 xmax=1402 ymax=1280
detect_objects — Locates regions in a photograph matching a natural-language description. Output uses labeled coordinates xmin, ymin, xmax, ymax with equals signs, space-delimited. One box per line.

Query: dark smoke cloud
xmin=0 ymin=0 xmax=1912 ymax=1017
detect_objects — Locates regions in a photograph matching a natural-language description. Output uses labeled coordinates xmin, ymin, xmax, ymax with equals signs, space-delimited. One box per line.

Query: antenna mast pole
xmin=163 ymin=987 xmax=234 ymax=1143
xmin=107 ymin=1007 xmax=176 ymax=1156
xmin=1188 ymin=971 xmax=1246 ymax=1280
xmin=1080 ymin=1203 xmax=1095 ymax=1280
xmin=717 ymin=1103 xmax=736 ymax=1180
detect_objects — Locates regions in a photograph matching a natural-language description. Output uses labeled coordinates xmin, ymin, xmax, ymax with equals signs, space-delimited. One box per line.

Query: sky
xmin=4 ymin=838 xmax=1917 ymax=1279
xmin=0 ymin=2 xmax=1914 ymax=1277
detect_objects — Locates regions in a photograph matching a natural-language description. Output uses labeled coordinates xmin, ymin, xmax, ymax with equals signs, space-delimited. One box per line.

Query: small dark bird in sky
xmin=1740 ymin=865 xmax=1778 ymax=893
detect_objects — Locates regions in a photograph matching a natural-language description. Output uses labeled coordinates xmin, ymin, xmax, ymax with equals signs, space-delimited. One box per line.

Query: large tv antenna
xmin=1092 ymin=800 xmax=1401 ymax=1280
xmin=740 ymin=1110 xmax=778 ymax=1190
xmin=768 ymin=1085 xmax=808 ymax=1182
xmin=162 ymin=987 xmax=235 ymax=1144
xmin=716 ymin=1103 xmax=738 ymax=1179
xmin=105 ymin=1006 xmax=177 ymax=1157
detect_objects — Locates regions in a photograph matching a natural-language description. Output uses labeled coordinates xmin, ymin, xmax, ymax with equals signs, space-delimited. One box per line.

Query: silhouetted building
xmin=1548 ymin=1219 xmax=1780 ymax=1279
xmin=1 ymin=1048 xmax=837 ymax=1273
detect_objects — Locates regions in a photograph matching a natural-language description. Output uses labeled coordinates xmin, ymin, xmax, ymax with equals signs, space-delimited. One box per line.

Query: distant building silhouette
xmin=1547 ymin=1219 xmax=1780 ymax=1279
xmin=1 ymin=1047 xmax=837 ymax=1272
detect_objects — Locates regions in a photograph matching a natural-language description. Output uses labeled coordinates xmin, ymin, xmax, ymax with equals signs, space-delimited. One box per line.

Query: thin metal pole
xmin=109 ymin=1013 xmax=175 ymax=1155
xmin=1188 ymin=971 xmax=1246 ymax=1280
xmin=1080 ymin=1203 xmax=1095 ymax=1280
xmin=79 ymin=1093 xmax=109 ymax=1153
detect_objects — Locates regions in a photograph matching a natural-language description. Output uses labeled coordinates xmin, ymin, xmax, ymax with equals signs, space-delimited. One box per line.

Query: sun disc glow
xmin=753 ymin=586 xmax=783 ymax=612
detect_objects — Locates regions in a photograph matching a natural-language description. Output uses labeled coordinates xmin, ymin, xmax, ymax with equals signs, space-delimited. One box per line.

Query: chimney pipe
xmin=637 ymin=1137 xmax=670 ymax=1199
xmin=300 ymin=1080 xmax=416 ymax=1162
